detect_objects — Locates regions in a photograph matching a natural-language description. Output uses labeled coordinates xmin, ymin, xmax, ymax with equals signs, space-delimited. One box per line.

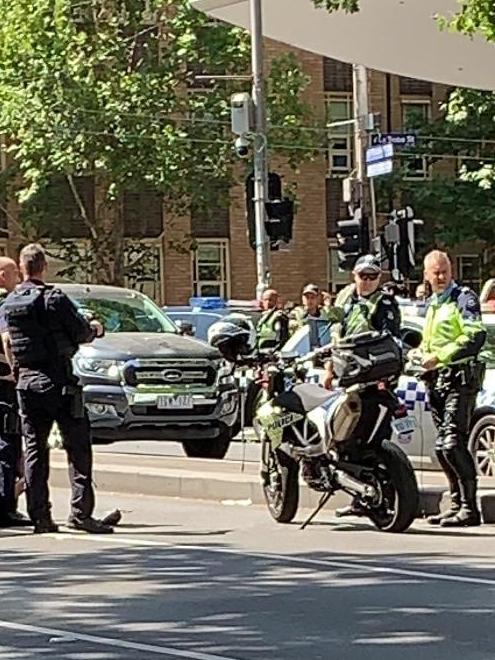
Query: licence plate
xmin=392 ymin=415 xmax=417 ymax=436
xmin=157 ymin=395 xmax=194 ymax=410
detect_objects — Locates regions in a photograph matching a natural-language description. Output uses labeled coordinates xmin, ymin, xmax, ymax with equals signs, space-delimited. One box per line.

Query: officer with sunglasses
xmin=340 ymin=255 xmax=401 ymax=338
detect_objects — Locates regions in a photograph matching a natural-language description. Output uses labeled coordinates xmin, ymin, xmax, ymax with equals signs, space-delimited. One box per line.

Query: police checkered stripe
xmin=396 ymin=378 xmax=430 ymax=412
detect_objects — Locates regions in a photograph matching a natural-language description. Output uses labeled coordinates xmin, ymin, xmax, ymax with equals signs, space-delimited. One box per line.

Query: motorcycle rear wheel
xmin=367 ymin=440 xmax=419 ymax=533
xmin=261 ymin=438 xmax=299 ymax=523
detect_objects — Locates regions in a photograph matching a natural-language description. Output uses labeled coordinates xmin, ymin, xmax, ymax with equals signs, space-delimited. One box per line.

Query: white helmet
xmin=208 ymin=321 xmax=251 ymax=362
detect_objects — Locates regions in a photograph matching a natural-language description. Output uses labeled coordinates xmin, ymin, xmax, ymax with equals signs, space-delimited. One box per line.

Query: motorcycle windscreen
xmin=279 ymin=325 xmax=311 ymax=358
xmin=307 ymin=318 xmax=332 ymax=348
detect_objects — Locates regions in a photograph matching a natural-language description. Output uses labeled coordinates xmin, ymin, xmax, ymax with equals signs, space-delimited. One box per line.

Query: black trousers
xmin=428 ymin=367 xmax=479 ymax=486
xmin=0 ymin=381 xmax=21 ymax=516
xmin=18 ymin=387 xmax=95 ymax=522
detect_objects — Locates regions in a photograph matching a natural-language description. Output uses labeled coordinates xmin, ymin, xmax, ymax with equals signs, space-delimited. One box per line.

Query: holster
xmin=62 ymin=385 xmax=84 ymax=418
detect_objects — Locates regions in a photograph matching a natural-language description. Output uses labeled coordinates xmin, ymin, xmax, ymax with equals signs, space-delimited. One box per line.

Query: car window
xmin=74 ymin=292 xmax=176 ymax=334
xmin=194 ymin=314 xmax=223 ymax=341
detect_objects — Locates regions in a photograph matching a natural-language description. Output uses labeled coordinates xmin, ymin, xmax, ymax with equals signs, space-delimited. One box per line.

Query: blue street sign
xmin=366 ymin=143 xmax=394 ymax=165
xmin=371 ymin=133 xmax=417 ymax=148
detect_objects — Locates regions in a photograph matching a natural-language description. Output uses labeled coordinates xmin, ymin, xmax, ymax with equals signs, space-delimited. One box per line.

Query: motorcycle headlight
xmin=74 ymin=357 xmax=125 ymax=381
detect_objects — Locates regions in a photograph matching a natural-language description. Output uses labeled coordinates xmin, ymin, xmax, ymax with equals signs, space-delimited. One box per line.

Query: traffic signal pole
xmin=249 ymin=0 xmax=271 ymax=300
xmin=352 ymin=64 xmax=377 ymax=241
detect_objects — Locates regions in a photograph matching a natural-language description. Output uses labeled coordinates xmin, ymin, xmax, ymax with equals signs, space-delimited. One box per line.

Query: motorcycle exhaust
xmin=334 ymin=470 xmax=376 ymax=499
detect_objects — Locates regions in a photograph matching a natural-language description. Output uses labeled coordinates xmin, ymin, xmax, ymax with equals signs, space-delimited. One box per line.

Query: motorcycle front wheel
xmin=261 ymin=437 xmax=299 ymax=523
xmin=367 ymin=440 xmax=419 ymax=533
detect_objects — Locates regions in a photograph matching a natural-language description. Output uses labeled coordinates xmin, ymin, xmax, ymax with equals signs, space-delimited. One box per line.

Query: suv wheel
xmin=468 ymin=414 xmax=495 ymax=476
xmin=182 ymin=429 xmax=232 ymax=460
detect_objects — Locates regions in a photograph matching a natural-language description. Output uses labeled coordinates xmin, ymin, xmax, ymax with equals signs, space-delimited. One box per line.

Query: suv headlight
xmin=74 ymin=357 xmax=125 ymax=381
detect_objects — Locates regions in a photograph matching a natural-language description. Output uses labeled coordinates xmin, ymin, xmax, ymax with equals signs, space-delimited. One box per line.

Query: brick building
xmin=2 ymin=40 xmax=485 ymax=305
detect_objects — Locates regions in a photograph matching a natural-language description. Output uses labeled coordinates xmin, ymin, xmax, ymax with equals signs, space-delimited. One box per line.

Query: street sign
xmin=367 ymin=159 xmax=393 ymax=178
xmin=371 ymin=133 xmax=417 ymax=148
xmin=366 ymin=143 xmax=394 ymax=164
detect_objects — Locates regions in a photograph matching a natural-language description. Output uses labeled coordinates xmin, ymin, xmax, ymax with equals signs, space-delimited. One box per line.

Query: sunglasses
xmin=357 ymin=272 xmax=379 ymax=281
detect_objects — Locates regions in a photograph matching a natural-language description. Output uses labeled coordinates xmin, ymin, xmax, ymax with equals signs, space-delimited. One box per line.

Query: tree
xmin=0 ymin=0 xmax=316 ymax=284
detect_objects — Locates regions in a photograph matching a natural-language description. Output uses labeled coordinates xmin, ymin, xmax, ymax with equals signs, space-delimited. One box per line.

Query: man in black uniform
xmin=2 ymin=244 xmax=113 ymax=534
xmin=0 ymin=257 xmax=31 ymax=527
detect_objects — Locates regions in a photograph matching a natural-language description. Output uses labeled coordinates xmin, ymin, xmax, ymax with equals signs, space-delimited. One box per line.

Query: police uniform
xmin=0 ymin=291 xmax=28 ymax=526
xmin=421 ymin=282 xmax=486 ymax=527
xmin=289 ymin=305 xmax=342 ymax=335
xmin=340 ymin=286 xmax=401 ymax=339
xmin=256 ymin=308 xmax=289 ymax=351
xmin=3 ymin=279 xmax=101 ymax=532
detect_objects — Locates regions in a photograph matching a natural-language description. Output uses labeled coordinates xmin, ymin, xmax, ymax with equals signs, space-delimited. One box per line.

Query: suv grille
xmin=123 ymin=359 xmax=216 ymax=387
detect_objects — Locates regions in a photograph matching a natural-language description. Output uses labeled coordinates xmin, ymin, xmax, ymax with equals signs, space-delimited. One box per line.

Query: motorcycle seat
xmin=276 ymin=383 xmax=335 ymax=415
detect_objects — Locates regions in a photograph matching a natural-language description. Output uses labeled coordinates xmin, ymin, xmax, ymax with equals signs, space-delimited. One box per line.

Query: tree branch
xmin=66 ymin=173 xmax=97 ymax=240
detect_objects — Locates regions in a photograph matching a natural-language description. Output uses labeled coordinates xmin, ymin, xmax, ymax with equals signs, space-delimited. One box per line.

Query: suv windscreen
xmin=74 ymin=293 xmax=176 ymax=334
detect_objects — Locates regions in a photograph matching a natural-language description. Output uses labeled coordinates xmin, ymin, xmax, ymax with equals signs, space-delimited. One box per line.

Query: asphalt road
xmin=1 ymin=489 xmax=495 ymax=660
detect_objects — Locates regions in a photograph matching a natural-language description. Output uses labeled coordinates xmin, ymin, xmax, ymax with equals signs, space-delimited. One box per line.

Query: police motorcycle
xmin=209 ymin=319 xmax=419 ymax=533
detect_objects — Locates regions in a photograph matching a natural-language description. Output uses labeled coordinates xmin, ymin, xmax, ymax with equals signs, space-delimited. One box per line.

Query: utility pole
xmin=249 ymin=0 xmax=270 ymax=300
xmin=352 ymin=64 xmax=377 ymax=241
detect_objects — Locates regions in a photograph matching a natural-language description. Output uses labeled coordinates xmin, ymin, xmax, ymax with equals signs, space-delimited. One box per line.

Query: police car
xmin=397 ymin=312 xmax=495 ymax=476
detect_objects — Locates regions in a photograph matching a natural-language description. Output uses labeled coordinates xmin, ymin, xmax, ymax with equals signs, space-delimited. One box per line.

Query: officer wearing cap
xmin=256 ymin=289 xmax=289 ymax=352
xmin=417 ymin=250 xmax=486 ymax=527
xmin=322 ymin=254 xmax=402 ymax=517
xmin=338 ymin=255 xmax=401 ymax=339
xmin=289 ymin=283 xmax=342 ymax=336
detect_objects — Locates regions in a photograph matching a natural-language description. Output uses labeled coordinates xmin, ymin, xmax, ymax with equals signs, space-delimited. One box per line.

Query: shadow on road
xmin=0 ymin=531 xmax=494 ymax=660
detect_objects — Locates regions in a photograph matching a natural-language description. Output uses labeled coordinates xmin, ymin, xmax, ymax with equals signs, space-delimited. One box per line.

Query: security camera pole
xmin=250 ymin=0 xmax=270 ymax=299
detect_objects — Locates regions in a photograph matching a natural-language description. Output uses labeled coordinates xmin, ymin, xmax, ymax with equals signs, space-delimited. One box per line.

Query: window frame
xmin=326 ymin=93 xmax=354 ymax=177
xmin=401 ymin=98 xmax=432 ymax=180
xmin=192 ymin=239 xmax=231 ymax=299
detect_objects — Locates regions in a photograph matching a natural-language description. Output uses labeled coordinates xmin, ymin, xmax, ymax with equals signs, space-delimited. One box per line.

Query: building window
xmin=401 ymin=100 xmax=431 ymax=180
xmin=456 ymin=254 xmax=483 ymax=292
xmin=328 ymin=242 xmax=352 ymax=293
xmin=326 ymin=94 xmax=354 ymax=176
xmin=192 ymin=240 xmax=230 ymax=298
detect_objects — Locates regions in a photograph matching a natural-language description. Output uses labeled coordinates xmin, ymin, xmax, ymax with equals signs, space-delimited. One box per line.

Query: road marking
xmin=52 ymin=532 xmax=495 ymax=587
xmin=0 ymin=620 xmax=240 ymax=660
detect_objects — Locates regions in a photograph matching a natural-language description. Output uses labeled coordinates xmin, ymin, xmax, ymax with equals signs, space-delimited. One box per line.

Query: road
xmin=96 ymin=436 xmax=261 ymax=463
xmin=1 ymin=488 xmax=495 ymax=659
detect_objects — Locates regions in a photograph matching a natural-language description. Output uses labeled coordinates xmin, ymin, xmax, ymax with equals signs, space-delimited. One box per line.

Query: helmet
xmin=221 ymin=313 xmax=256 ymax=351
xmin=207 ymin=321 xmax=251 ymax=362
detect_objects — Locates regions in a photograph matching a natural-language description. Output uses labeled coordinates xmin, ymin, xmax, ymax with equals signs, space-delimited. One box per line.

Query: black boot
xmin=440 ymin=480 xmax=481 ymax=527
xmin=34 ymin=517 xmax=59 ymax=534
xmin=427 ymin=490 xmax=461 ymax=525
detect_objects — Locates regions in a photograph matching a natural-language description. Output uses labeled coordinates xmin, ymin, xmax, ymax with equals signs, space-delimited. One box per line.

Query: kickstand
xmin=239 ymin=371 xmax=247 ymax=473
xmin=300 ymin=492 xmax=332 ymax=530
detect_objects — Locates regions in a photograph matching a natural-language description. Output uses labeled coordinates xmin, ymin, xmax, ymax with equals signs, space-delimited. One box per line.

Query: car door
xmin=394 ymin=322 xmax=439 ymax=469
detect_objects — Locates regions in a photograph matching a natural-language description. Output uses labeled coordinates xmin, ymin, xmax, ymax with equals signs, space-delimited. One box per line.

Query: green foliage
xmin=312 ymin=0 xmax=360 ymax=12
xmin=0 ymin=0 xmax=314 ymax=282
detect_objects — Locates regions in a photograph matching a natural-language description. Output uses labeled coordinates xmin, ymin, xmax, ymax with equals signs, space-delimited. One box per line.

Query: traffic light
xmin=381 ymin=206 xmax=423 ymax=280
xmin=245 ymin=172 xmax=293 ymax=250
xmin=265 ymin=198 xmax=294 ymax=249
xmin=336 ymin=208 xmax=369 ymax=271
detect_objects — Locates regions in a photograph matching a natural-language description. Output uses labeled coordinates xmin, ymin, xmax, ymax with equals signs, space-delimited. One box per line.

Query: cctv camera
xmin=234 ymin=136 xmax=250 ymax=159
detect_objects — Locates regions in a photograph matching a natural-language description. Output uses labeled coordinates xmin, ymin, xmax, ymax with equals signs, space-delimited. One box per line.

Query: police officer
xmin=419 ymin=250 xmax=486 ymax=527
xmin=289 ymin=283 xmax=342 ymax=336
xmin=339 ymin=255 xmax=401 ymax=339
xmin=321 ymin=255 xmax=402 ymax=516
xmin=256 ymin=289 xmax=289 ymax=352
xmin=0 ymin=257 xmax=31 ymax=527
xmin=1 ymin=244 xmax=113 ymax=534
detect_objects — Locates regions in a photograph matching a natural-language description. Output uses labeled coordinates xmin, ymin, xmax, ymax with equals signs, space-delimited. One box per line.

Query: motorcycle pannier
xmin=331 ymin=332 xmax=402 ymax=387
